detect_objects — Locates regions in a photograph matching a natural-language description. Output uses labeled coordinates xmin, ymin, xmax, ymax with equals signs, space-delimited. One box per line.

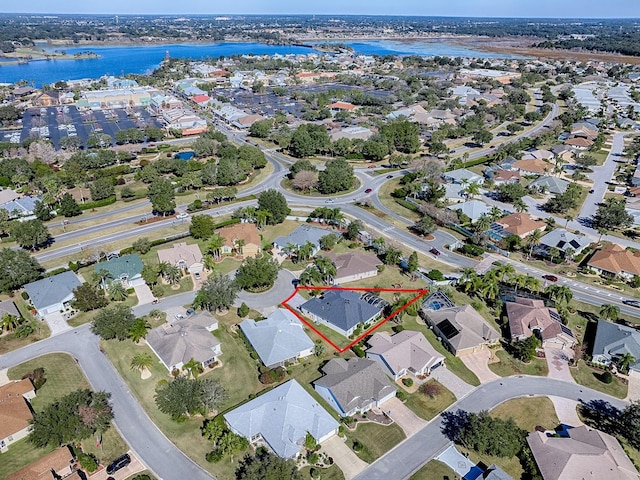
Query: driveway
xmin=235 ymin=269 xmax=296 ymax=313
xmin=627 ymin=370 xmax=640 ymax=402
xmin=133 ymin=283 xmax=155 ymax=306
xmin=381 ymin=397 xmax=427 ymax=437
xmin=43 ymin=312 xmax=72 ymax=336
xmin=548 ymin=395 xmax=583 ymax=428
xmin=88 ymin=451 xmax=145 ymax=480
xmin=460 ymin=350 xmax=500 ymax=384
xmin=321 ymin=435 xmax=368 ymax=480
xmin=544 ymin=346 xmax=575 ymax=383
xmin=429 ymin=366 xmax=474 ymax=400
xmin=435 ymin=444 xmax=482 ymax=480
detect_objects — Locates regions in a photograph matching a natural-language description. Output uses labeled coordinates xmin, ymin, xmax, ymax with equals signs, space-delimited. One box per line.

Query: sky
xmin=4 ymin=0 xmax=640 ymax=18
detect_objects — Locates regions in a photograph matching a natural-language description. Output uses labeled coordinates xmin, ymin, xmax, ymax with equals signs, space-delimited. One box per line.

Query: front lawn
xmin=410 ymin=460 xmax=456 ymax=480
xmin=0 ymin=438 xmax=55 ymax=480
xmin=345 ymin=421 xmax=406 ymax=464
xmin=299 ymin=465 xmax=345 ymax=480
xmin=490 ymin=397 xmax=560 ymax=432
xmin=403 ymin=380 xmax=456 ymax=421
xmin=570 ymin=360 xmax=628 ymax=399
xmin=0 ymin=297 xmax=50 ymax=354
xmin=488 ymin=349 xmax=549 ymax=377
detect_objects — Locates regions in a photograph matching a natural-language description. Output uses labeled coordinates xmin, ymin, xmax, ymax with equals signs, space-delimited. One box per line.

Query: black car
xmin=623 ymin=300 xmax=640 ymax=308
xmin=106 ymin=454 xmax=131 ymax=475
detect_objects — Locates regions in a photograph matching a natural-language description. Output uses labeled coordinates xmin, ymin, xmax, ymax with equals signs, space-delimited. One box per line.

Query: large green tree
xmin=235 ymin=255 xmax=280 ymax=291
xmin=12 ymin=219 xmax=51 ymax=250
xmin=0 ymin=248 xmax=41 ymax=292
xmin=317 ymin=158 xmax=355 ymax=194
xmin=58 ymin=192 xmax=82 ymax=217
xmin=257 ymin=189 xmax=290 ymax=225
xmin=189 ymin=215 xmax=217 ymax=239
xmin=235 ymin=450 xmax=302 ymax=480
xmin=91 ymin=304 xmax=137 ymax=340
xmin=89 ymin=178 xmax=115 ymax=201
xmin=148 ymin=177 xmax=176 ymax=216
xmin=593 ymin=198 xmax=634 ymax=231
xmin=154 ymin=377 xmax=226 ymax=421
xmin=71 ymin=283 xmax=108 ymax=312
xmin=194 ymin=273 xmax=240 ymax=313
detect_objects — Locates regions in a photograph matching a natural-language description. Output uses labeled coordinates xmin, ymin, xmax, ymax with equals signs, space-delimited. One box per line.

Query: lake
xmin=0 ymin=40 xmax=518 ymax=87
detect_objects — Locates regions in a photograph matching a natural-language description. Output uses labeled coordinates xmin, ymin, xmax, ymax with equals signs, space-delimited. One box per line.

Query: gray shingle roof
xmin=529 ymin=176 xmax=569 ymax=195
xmin=301 ymin=290 xmax=383 ymax=333
xmin=540 ymin=229 xmax=590 ymax=253
xmin=224 ymin=380 xmax=338 ymax=458
xmin=239 ymin=309 xmax=314 ymax=367
xmin=274 ymin=225 xmax=338 ymax=250
xmin=592 ymin=320 xmax=640 ymax=372
xmin=24 ymin=271 xmax=82 ymax=312
xmin=94 ymin=254 xmax=143 ymax=279
xmin=0 ymin=300 xmax=20 ymax=318
xmin=314 ymin=358 xmax=396 ymax=414
xmin=425 ymin=304 xmax=500 ymax=353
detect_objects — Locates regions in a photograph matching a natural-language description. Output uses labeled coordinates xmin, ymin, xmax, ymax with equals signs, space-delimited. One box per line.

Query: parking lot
xmin=0 ymin=105 xmax=163 ymax=149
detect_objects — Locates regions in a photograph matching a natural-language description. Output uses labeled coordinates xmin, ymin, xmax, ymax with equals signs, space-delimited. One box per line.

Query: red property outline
xmin=281 ymin=286 xmax=429 ymax=353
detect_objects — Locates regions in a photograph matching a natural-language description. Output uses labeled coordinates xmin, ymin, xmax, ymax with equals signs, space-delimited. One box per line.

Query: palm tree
xmin=203 ymin=254 xmax=216 ymax=272
xmin=255 ymin=209 xmax=271 ymax=229
xmin=492 ymin=263 xmax=515 ymax=283
xmin=545 ymin=285 xmax=573 ymax=305
xmin=299 ymin=267 xmax=322 ymax=286
xmin=94 ymin=268 xmax=114 ymax=289
xmin=512 ymin=274 xmax=528 ymax=295
xmin=564 ymin=215 xmax=574 ymax=229
xmin=130 ymin=352 xmax=154 ymax=373
xmin=464 ymin=181 xmax=481 ymax=199
xmin=600 ymin=304 xmax=620 ymax=321
xmin=548 ymin=247 xmax=561 ymax=264
xmin=182 ymin=358 xmax=204 ymax=379
xmin=527 ymin=229 xmax=543 ymax=258
xmin=207 ymin=233 xmax=225 ymax=260
xmin=128 ymin=317 xmax=151 ymax=343
xmin=459 ymin=268 xmax=479 ymax=293
xmin=524 ymin=275 xmax=541 ymax=293
xmin=157 ymin=261 xmax=172 ymax=278
xmin=314 ymin=257 xmax=337 ymax=285
xmin=475 ymin=215 xmax=491 ymax=233
xmin=372 ymin=237 xmax=386 ymax=254
xmin=234 ymin=238 xmax=246 ymax=256
xmin=298 ymin=241 xmax=315 ymax=262
xmin=564 ymin=247 xmax=575 ymax=262
xmin=164 ymin=264 xmax=183 ymax=286
xmin=108 ymin=281 xmax=128 ymax=301
xmin=480 ymin=279 xmax=500 ymax=303
xmin=618 ymin=353 xmax=636 ymax=374
xmin=0 ymin=313 xmax=21 ymax=333
xmin=488 ymin=206 xmax=503 ymax=223
xmin=513 ymin=199 xmax=528 ymax=213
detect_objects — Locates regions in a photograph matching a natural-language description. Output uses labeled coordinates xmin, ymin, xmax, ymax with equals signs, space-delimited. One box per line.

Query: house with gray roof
xmin=0 ymin=300 xmax=20 ymax=319
xmin=239 ymin=309 xmax=314 ymax=368
xmin=274 ymin=225 xmax=338 ymax=257
xmin=24 ymin=271 xmax=82 ymax=316
xmin=325 ymin=251 xmax=382 ymax=284
xmin=592 ymin=320 xmax=640 ymax=373
xmin=224 ymin=380 xmax=338 ymax=458
xmin=366 ymin=330 xmax=445 ymax=380
xmin=146 ymin=311 xmax=221 ymax=372
xmin=528 ymin=176 xmax=570 ymax=195
xmin=448 ymin=200 xmax=491 ymax=223
xmin=539 ymin=229 xmax=591 ymax=258
xmin=314 ymin=358 xmax=397 ymax=417
xmin=94 ymin=254 xmax=144 ymax=288
xmin=299 ymin=290 xmax=384 ymax=337
xmin=443 ymin=168 xmax=483 ymax=185
xmin=0 ymin=196 xmax=41 ymax=219
xmin=483 ymin=464 xmax=514 ymax=480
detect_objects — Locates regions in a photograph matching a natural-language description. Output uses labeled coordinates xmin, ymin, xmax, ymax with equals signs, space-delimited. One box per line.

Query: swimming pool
xmin=175 ymin=151 xmax=195 ymax=160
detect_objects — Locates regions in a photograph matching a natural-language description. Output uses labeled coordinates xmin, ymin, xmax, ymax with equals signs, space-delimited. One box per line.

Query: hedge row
xmin=79 ymin=196 xmax=117 ymax=210
xmin=395 ymin=199 xmax=420 ymax=213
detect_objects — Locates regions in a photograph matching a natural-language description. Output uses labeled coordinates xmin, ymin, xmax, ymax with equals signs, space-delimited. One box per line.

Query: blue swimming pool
xmin=175 ymin=151 xmax=195 ymax=160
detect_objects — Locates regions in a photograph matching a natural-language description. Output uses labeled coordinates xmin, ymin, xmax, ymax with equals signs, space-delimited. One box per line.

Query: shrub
xmin=396 ymin=390 xmax=407 ymax=401
xmin=307 ymin=452 xmax=319 ymax=465
xmin=419 ymin=381 xmax=442 ymax=399
xmin=352 ymin=344 xmax=365 ymax=357
xmin=402 ymin=377 xmax=414 ymax=387
xmin=15 ymin=323 xmax=34 ymax=338
xmin=602 ymin=371 xmax=614 ymax=384
xmin=238 ymin=302 xmax=250 ymax=318
xmin=352 ymin=441 xmax=364 ymax=452
xmin=22 ymin=367 xmax=46 ymax=390
xmin=21 ymin=291 xmax=29 ymax=300
xmin=206 ymin=449 xmax=224 ymax=463
xmin=427 ymin=269 xmax=445 ymax=281
xmin=259 ymin=367 xmax=286 ymax=384
xmin=77 ymin=452 xmax=98 ymax=472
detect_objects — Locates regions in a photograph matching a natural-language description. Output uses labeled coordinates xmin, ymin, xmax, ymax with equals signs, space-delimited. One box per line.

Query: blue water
xmin=0 ymin=39 xmax=521 ymax=87
xmin=175 ymin=151 xmax=195 ymax=160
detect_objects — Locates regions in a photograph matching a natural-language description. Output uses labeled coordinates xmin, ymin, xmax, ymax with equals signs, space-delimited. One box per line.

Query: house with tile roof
xmin=592 ymin=320 xmax=640 ymax=373
xmin=522 ymin=149 xmax=555 ymax=161
xmin=330 ymin=101 xmax=356 ymax=112
xmin=420 ymin=304 xmax=500 ymax=356
xmin=587 ymin=243 xmax=640 ymax=280
xmin=495 ymin=213 xmax=547 ymax=239
xmin=218 ymin=223 xmax=261 ymax=257
xmin=314 ymin=358 xmax=397 ymax=417
xmin=526 ymin=426 xmax=639 ymax=480
xmin=274 ymin=225 xmax=339 ymax=258
xmin=489 ymin=169 xmax=521 ymax=185
xmin=513 ymin=158 xmax=551 ymax=176
xmin=0 ymin=379 xmax=35 ymax=452
xmin=146 ymin=311 xmax=221 ymax=372
xmin=24 ymin=271 xmax=82 ymax=316
xmin=366 ymin=330 xmax=445 ymax=381
xmin=239 ymin=309 xmax=314 ymax=368
xmin=564 ymin=136 xmax=593 ymax=149
xmin=300 ymin=290 xmax=384 ymax=337
xmin=325 ymin=251 xmax=382 ymax=284
xmin=539 ymin=229 xmax=591 ymax=257
xmin=224 ymin=380 xmax=338 ymax=458
xmin=506 ymin=297 xmax=575 ymax=348
xmin=157 ymin=242 xmax=203 ymax=274
xmin=94 ymin=254 xmax=144 ymax=288
xmin=5 ymin=445 xmax=77 ymax=480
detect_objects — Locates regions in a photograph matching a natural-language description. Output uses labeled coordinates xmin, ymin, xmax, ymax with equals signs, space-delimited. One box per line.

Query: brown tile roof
xmin=157 ymin=242 xmax=203 ymax=267
xmin=0 ymin=379 xmax=34 ymax=440
xmin=493 ymin=170 xmax=521 ymax=182
xmin=564 ymin=136 xmax=593 ymax=147
xmin=513 ymin=158 xmax=551 ymax=174
xmin=506 ymin=297 xmax=573 ymax=344
xmin=0 ymin=378 xmax=34 ymax=398
xmin=5 ymin=446 xmax=75 ymax=480
xmin=497 ymin=213 xmax=546 ymax=237
xmin=218 ymin=223 xmax=261 ymax=249
xmin=326 ymin=251 xmax=382 ymax=280
xmin=330 ymin=101 xmax=356 ymax=111
xmin=588 ymin=243 xmax=640 ymax=276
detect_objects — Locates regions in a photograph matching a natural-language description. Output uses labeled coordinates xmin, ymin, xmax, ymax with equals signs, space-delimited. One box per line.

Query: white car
xmin=176 ymin=212 xmax=189 ymax=219
xmin=324 ymin=198 xmax=335 ymax=204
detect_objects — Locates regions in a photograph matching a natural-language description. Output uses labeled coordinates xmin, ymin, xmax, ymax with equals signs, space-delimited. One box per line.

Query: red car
xmin=542 ymin=274 xmax=558 ymax=282
xmin=365 ymin=188 xmax=373 ymax=193
xmin=429 ymin=248 xmax=441 ymax=256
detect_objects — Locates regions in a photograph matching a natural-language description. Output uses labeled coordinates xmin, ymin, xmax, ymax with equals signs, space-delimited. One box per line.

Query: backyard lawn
xmin=345 ymin=421 xmax=406 ymax=464
xmin=0 ymin=297 xmax=50 ymax=354
xmin=404 ymin=380 xmax=456 ymax=421
xmin=570 ymin=360 xmax=628 ymax=399
xmin=410 ymin=460 xmax=457 ymax=480
xmin=488 ymin=349 xmax=549 ymax=377
xmin=490 ymin=397 xmax=560 ymax=432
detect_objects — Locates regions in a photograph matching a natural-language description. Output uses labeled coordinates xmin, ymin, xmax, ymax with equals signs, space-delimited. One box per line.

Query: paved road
xmin=354 ymin=376 xmax=628 ymax=480
xmin=0 ymin=325 xmax=213 ymax=480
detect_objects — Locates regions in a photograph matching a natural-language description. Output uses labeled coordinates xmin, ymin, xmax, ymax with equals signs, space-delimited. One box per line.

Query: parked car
xmin=325 ymin=198 xmax=335 ymax=204
xmin=386 ymin=174 xmax=394 ymax=179
xmin=429 ymin=248 xmax=441 ymax=256
xmin=368 ymin=165 xmax=377 ymax=169
xmin=186 ymin=308 xmax=196 ymax=316
xmin=623 ymin=299 xmax=640 ymax=308
xmin=174 ymin=313 xmax=185 ymax=320
xmin=194 ymin=272 xmax=201 ymax=280
xmin=542 ymin=274 xmax=558 ymax=282
xmin=106 ymin=454 xmax=131 ymax=475
xmin=365 ymin=188 xmax=373 ymax=193
xmin=176 ymin=212 xmax=189 ymax=219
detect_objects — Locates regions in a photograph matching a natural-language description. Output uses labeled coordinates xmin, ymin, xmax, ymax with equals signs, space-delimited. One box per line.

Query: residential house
xmin=442 ymin=183 xmax=468 ymax=203
xmin=0 ymin=299 xmax=20 ymax=319
xmin=506 ymin=297 xmax=576 ymax=348
xmin=0 ymin=188 xmax=19 ymax=204
xmin=551 ymin=145 xmax=575 ymax=162
xmin=522 ymin=149 xmax=555 ymax=162
xmin=146 ymin=311 xmax=221 ymax=372
xmin=274 ymin=225 xmax=337 ymax=257
xmin=587 ymin=243 xmax=640 ymax=280
xmin=314 ymin=358 xmax=397 ymax=416
xmin=458 ymin=69 xmax=521 ymax=84
xmin=366 ymin=330 xmax=445 ymax=381
xmin=495 ymin=213 xmax=547 ymax=239
xmin=0 ymin=196 xmax=41 ymax=219
xmin=592 ymin=319 xmax=640 ymax=373
xmin=443 ymin=168 xmax=484 ymax=185
xmin=5 ymin=445 xmax=78 ymax=480
xmin=218 ymin=223 xmax=261 ymax=257
xmin=489 ymin=169 xmax=521 ymax=185
xmin=631 ymin=164 xmax=640 ymax=187
xmin=94 ymin=254 xmax=144 ymax=288
xmin=330 ymin=126 xmax=374 ymax=141
xmin=513 ymin=158 xmax=552 ymax=176
xmin=564 ymin=136 xmax=593 ymax=149
xmin=0 ymin=379 xmax=35 ymax=452
xmin=300 ymin=289 xmax=384 ymax=337
xmin=330 ymin=101 xmax=356 ymax=112
xmin=483 ymin=464 xmax=514 ymax=480
xmin=420 ymin=304 xmax=500 ymax=356
xmin=24 ymin=271 xmax=82 ymax=316
xmin=239 ymin=309 xmax=314 ymax=368
xmin=224 ymin=380 xmax=338 ymax=458
xmin=325 ymin=251 xmax=382 ymax=284
xmin=528 ymin=176 xmax=570 ymax=195
xmin=526 ymin=426 xmax=639 ymax=480
xmin=157 ymin=242 xmax=204 ymax=274
xmin=539 ymin=229 xmax=591 ymax=257
xmin=448 ymin=200 xmax=491 ymax=223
